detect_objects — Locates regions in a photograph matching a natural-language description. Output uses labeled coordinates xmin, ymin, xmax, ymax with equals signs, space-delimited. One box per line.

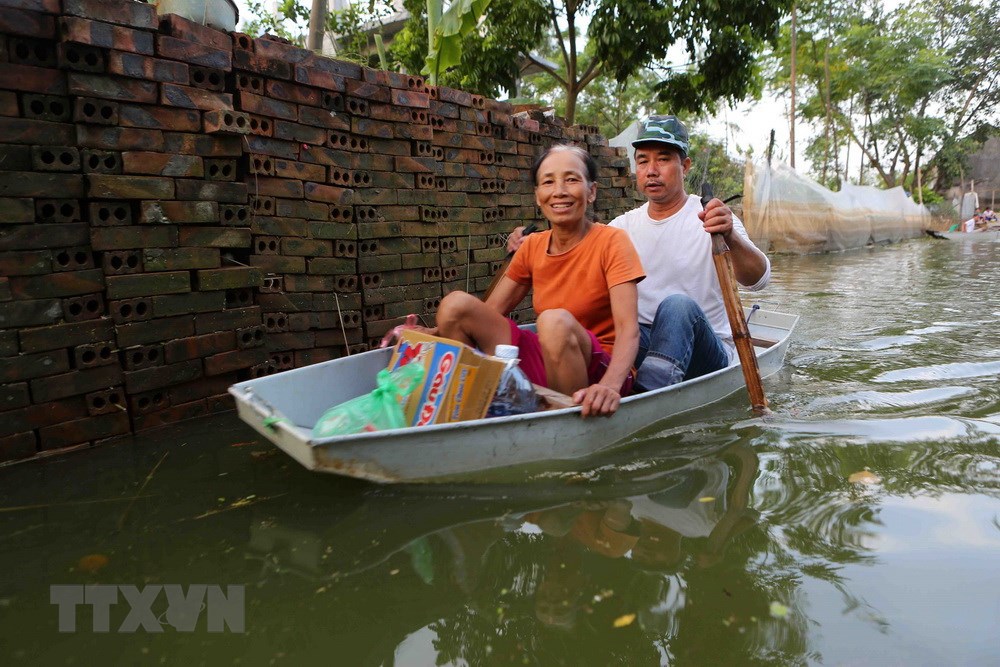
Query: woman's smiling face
xmin=534 ymin=149 xmax=596 ymax=228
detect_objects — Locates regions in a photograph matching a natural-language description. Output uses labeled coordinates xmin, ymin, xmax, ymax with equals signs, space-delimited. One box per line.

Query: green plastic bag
xmin=312 ymin=363 xmax=425 ymax=438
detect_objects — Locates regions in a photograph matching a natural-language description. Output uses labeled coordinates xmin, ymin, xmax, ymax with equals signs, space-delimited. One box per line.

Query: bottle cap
xmin=493 ymin=344 xmax=519 ymax=360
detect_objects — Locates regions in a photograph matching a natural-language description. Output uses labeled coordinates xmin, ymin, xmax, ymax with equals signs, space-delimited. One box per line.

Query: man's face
xmin=634 ymin=144 xmax=691 ymax=205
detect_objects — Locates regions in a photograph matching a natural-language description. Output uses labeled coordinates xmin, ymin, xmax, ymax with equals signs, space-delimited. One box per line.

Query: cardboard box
xmin=387 ymin=330 xmax=505 ymax=426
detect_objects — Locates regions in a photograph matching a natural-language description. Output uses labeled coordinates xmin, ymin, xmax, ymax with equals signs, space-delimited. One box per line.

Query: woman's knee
xmin=436 ymin=291 xmax=478 ymax=327
xmin=536 ymin=310 xmax=584 ymax=353
xmin=536 ymin=309 xmax=575 ymax=335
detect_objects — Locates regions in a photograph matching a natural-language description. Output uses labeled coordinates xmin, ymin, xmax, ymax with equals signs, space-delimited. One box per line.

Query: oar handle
xmin=703 ymin=182 xmax=770 ymax=415
xmin=483 ymin=223 xmax=537 ymax=301
xmin=511 ymin=223 xmax=537 ymax=255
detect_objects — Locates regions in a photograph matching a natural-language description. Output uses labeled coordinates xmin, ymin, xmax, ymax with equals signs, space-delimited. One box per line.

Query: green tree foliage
xmin=925 ymin=0 xmax=1000 ymax=189
xmin=423 ymin=0 xmax=492 ymax=85
xmin=573 ymin=71 xmax=657 ymax=138
xmin=394 ymin=0 xmax=789 ymax=123
xmin=566 ymin=0 xmax=792 ymax=124
xmin=391 ymin=0 xmax=548 ymax=97
xmin=684 ymin=132 xmax=752 ymax=207
xmin=324 ymin=1 xmax=399 ymax=66
xmin=242 ymin=0 xmax=310 ymax=43
xmin=767 ymin=0 xmax=999 ymax=196
xmin=521 ymin=65 xmax=659 ymax=138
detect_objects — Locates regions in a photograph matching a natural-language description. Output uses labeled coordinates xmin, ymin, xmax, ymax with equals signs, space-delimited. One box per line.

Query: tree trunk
xmin=830 ymin=110 xmax=889 ymax=187
xmin=858 ymin=103 xmax=868 ymax=183
xmin=426 ymin=0 xmax=441 ymax=84
xmin=565 ymin=85 xmax=578 ymax=125
xmin=916 ymin=155 xmax=923 ymax=205
xmin=308 ymin=0 xmax=328 ymax=52
xmin=822 ymin=39 xmax=832 ymax=185
xmin=843 ymin=96 xmax=853 ymax=185
xmin=789 ymin=2 xmax=797 ymax=169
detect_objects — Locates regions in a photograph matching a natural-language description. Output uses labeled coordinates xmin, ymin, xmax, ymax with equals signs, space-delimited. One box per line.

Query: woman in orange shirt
xmin=433 ymin=145 xmax=644 ymax=417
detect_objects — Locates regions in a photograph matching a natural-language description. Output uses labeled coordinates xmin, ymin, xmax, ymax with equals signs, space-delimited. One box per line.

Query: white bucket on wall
xmin=155 ymin=0 xmax=239 ymax=33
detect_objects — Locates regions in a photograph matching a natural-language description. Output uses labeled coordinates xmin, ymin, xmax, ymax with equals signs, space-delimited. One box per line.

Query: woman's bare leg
xmin=535 ymin=309 xmax=591 ymax=394
xmin=435 ymin=291 xmax=513 ymax=353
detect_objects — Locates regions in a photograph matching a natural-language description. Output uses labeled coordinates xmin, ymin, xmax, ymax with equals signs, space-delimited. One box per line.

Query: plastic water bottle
xmin=486 ymin=344 xmax=540 ymax=417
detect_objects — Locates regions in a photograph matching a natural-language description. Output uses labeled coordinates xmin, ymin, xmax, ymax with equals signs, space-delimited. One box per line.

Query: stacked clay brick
xmin=0 ymin=0 xmax=636 ymax=464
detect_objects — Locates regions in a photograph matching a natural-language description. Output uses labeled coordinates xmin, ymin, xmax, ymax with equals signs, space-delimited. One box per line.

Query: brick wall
xmin=0 ymin=0 xmax=637 ymax=464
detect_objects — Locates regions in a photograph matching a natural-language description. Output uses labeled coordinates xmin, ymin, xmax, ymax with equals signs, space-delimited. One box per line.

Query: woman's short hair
xmin=530 ymin=144 xmax=599 ymax=186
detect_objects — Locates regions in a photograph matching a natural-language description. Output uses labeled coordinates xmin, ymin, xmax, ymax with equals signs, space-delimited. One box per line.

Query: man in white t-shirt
xmin=610 ymin=116 xmax=771 ymax=389
xmin=507 ymin=116 xmax=770 ymax=391
xmin=606 ymin=115 xmax=770 ymax=390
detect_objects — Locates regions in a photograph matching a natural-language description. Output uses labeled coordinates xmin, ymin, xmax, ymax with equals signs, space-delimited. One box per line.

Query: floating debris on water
xmin=77 ymin=554 xmax=109 ymax=574
xmin=613 ymin=613 xmax=636 ymax=628
xmin=848 ymin=470 xmax=881 ymax=485
xmin=592 ymin=589 xmax=614 ymax=603
xmin=769 ymin=601 xmax=790 ymax=618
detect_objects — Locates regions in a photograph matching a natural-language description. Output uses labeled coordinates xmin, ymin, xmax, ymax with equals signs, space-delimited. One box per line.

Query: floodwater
xmin=2 ymin=236 xmax=999 ymax=666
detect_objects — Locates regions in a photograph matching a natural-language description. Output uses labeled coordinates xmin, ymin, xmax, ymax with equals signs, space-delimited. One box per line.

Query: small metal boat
xmin=230 ymin=308 xmax=798 ymax=483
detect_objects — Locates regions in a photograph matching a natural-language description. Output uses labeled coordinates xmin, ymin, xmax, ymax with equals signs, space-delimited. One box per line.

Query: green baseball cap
xmin=632 ymin=115 xmax=689 ymax=157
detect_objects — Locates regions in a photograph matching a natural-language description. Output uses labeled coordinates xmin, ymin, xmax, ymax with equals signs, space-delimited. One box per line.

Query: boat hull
xmin=939 ymin=230 xmax=1000 ymax=241
xmin=230 ymin=309 xmax=798 ymax=483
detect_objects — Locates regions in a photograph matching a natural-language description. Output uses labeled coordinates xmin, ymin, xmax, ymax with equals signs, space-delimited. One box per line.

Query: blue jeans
xmin=635 ymin=294 xmax=729 ymax=391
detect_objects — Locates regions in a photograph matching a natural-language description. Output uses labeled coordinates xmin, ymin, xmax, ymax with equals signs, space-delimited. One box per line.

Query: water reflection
xmin=237 ymin=442 xmax=816 ymax=665
xmin=3 ymin=238 xmax=1000 ymax=664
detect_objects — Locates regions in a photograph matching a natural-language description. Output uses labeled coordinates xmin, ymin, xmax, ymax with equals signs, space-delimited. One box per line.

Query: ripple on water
xmin=855 ymin=335 xmax=922 ymax=351
xmin=873 ymin=361 xmax=1000 ymax=383
xmin=935 ymin=453 xmax=1000 ymax=487
xmin=740 ymin=415 xmax=1000 ymax=444
xmin=906 ymin=323 xmax=961 ymax=335
xmin=804 ymin=386 xmax=975 ymax=411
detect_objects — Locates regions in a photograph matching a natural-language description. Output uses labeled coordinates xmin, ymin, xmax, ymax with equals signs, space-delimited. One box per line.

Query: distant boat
xmin=230 ymin=308 xmax=798 ymax=484
xmin=937 ymin=229 xmax=1000 ymax=241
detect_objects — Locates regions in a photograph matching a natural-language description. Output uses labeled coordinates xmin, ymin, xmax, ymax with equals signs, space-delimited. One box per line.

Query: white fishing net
xmin=743 ymin=161 xmax=931 ymax=254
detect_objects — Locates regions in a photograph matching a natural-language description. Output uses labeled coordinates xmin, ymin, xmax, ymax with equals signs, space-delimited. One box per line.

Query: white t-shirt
xmin=609 ymin=194 xmax=770 ymax=362
xmin=963 ymin=218 xmax=976 ymax=232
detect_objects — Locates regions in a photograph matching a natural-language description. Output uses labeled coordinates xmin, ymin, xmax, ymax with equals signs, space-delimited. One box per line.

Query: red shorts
xmin=507 ymin=319 xmax=634 ymax=395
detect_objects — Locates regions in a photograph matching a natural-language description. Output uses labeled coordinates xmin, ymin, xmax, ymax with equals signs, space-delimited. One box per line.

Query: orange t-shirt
xmin=506 ymin=224 xmax=645 ymax=355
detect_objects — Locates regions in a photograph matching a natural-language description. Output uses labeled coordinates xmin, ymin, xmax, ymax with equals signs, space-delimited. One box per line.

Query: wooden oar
xmin=702 ymin=183 xmax=769 ymax=415
xmin=482 ymin=223 xmax=536 ymax=301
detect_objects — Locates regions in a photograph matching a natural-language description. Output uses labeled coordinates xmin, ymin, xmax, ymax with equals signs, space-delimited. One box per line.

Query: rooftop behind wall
xmin=0 ymin=0 xmax=636 ymax=464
